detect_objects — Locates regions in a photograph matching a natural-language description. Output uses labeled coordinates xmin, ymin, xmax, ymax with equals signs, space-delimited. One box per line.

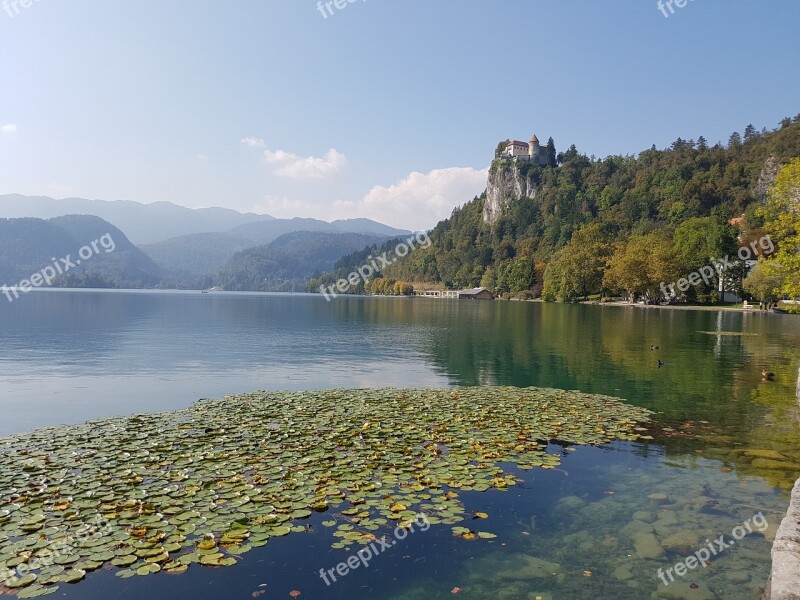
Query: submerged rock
xmin=648 ymin=492 xmax=671 ymax=503
xmin=496 ymin=554 xmax=562 ymax=580
xmin=633 ymin=510 xmax=657 ymax=523
xmin=554 ymin=495 xmax=587 ymax=514
xmin=623 ymin=520 xmax=655 ymax=537
xmin=635 ymin=532 xmax=665 ymax=559
xmin=741 ymin=449 xmax=790 ymax=461
xmin=661 ymin=530 xmax=701 ymax=553
xmin=613 ymin=565 xmax=634 ymax=580
xmin=750 ymin=458 xmax=800 ymax=471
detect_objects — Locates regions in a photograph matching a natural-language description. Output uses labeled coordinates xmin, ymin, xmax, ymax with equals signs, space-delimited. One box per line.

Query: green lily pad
xmin=61 ymin=569 xmax=86 ymax=584
xmin=111 ymin=555 xmax=137 ymax=567
xmin=6 ymin=573 xmax=37 ymax=588
xmin=0 ymin=387 xmax=651 ymax=590
xmin=17 ymin=585 xmax=58 ymax=598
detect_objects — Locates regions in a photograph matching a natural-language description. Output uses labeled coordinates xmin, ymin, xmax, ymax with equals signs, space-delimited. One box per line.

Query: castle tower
xmin=529 ymin=134 xmax=540 ymax=160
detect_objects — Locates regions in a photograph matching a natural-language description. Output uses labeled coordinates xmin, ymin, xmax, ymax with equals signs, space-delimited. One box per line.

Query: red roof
xmin=530 ymin=135 xmax=539 ymax=143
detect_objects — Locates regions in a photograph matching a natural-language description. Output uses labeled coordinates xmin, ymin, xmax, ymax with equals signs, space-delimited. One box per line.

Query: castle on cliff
xmin=495 ymin=135 xmax=548 ymax=167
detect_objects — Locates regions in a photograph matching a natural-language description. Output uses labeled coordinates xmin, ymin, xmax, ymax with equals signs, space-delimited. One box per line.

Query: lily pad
xmin=0 ymin=387 xmax=651 ymax=590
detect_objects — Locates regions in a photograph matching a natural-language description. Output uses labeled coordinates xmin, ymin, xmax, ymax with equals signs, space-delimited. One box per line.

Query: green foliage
xmin=386 ymin=118 xmax=800 ymax=303
xmin=603 ymin=233 xmax=680 ymax=301
xmin=542 ymin=224 xmax=613 ymax=302
xmin=307 ymin=237 xmax=408 ymax=296
xmin=758 ymin=157 xmax=800 ymax=297
xmin=671 ymin=217 xmax=738 ymax=302
xmin=0 ymin=216 xmax=162 ymax=288
xmin=213 ymin=232 xmax=391 ymax=292
xmin=743 ymin=262 xmax=782 ymax=303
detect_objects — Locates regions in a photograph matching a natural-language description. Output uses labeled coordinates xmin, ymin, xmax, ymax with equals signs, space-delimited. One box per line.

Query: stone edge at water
xmin=764 ymin=368 xmax=800 ymax=600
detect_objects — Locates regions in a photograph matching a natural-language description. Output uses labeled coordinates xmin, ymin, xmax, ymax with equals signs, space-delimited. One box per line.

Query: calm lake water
xmin=1 ymin=289 xmax=799 ymax=599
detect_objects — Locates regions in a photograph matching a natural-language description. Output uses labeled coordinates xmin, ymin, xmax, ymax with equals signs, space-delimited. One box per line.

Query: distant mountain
xmin=140 ymin=232 xmax=256 ymax=279
xmin=210 ymin=231 xmax=394 ymax=292
xmin=0 ymin=194 xmax=275 ymax=245
xmin=143 ymin=219 xmax=411 ymax=280
xmin=227 ymin=217 xmax=410 ymax=246
xmin=0 ymin=215 xmax=163 ymax=289
xmin=0 ymin=196 xmax=414 ymax=290
xmin=0 ymin=194 xmax=412 ymax=254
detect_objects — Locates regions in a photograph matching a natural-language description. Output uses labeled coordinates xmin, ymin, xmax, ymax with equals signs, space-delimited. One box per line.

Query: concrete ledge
xmin=766 ymin=478 xmax=800 ymax=599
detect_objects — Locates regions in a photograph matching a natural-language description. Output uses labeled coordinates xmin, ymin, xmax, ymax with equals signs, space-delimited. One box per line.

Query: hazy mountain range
xmin=0 ymin=215 xmax=162 ymax=288
xmin=0 ymin=194 xmax=411 ymax=291
xmin=0 ymin=194 xmax=409 ymax=245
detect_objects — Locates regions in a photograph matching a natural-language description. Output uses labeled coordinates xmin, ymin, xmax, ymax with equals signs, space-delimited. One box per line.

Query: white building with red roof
xmin=498 ymin=135 xmax=549 ymax=166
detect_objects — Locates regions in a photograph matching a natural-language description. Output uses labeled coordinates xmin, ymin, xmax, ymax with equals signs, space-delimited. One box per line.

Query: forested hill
xmin=208 ymin=231 xmax=396 ymax=293
xmin=384 ymin=116 xmax=800 ymax=297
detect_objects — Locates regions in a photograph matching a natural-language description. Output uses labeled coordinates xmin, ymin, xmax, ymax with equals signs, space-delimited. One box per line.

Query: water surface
xmin=1 ymin=290 xmax=798 ymax=599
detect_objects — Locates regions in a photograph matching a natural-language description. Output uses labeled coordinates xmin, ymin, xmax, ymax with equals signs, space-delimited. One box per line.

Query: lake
xmin=1 ymin=290 xmax=799 ymax=599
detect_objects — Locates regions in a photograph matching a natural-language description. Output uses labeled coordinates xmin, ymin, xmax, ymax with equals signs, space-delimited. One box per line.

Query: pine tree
xmin=546 ymin=137 xmax=557 ymax=168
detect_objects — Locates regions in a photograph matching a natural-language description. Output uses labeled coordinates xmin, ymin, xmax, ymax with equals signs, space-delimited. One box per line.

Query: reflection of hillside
xmin=3 ymin=292 xmax=799 ymax=491
xmin=410 ymin=300 xmax=800 ymax=489
xmin=0 ymin=290 xmax=156 ymax=365
xmin=700 ymin=356 xmax=800 ymax=490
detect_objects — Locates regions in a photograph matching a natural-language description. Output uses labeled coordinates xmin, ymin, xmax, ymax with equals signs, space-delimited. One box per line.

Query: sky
xmin=1 ymin=0 xmax=799 ymax=232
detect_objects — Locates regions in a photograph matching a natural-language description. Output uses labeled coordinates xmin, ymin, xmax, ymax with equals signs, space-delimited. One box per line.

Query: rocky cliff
xmin=483 ymin=160 xmax=539 ymax=225
xmin=754 ymin=155 xmax=782 ymax=202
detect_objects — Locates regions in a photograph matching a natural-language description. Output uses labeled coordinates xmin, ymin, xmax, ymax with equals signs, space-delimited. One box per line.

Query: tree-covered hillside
xmin=0 ymin=215 xmax=163 ymax=289
xmin=208 ymin=231 xmax=395 ymax=292
xmin=384 ymin=116 xmax=800 ymax=301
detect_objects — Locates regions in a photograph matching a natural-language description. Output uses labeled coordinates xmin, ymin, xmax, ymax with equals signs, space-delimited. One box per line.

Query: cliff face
xmin=483 ymin=161 xmax=538 ymax=225
xmin=754 ymin=155 xmax=782 ymax=202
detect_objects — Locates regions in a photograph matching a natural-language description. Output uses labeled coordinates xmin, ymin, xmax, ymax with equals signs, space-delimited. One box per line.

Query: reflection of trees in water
xmin=412 ymin=302 xmax=797 ymax=418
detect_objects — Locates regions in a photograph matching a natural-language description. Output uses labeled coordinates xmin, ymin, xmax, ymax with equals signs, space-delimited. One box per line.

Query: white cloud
xmin=332 ymin=167 xmax=488 ymax=231
xmin=263 ymin=148 xmax=346 ymax=179
xmin=240 ymin=137 xmax=266 ymax=149
xmin=241 ymin=137 xmax=346 ymax=179
xmin=1 ymin=124 xmax=17 ymax=133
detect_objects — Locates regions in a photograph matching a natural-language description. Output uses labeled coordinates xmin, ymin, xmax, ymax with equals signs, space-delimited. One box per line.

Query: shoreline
xmin=578 ymin=300 xmax=775 ymax=313
xmin=14 ymin=287 xmax=799 ymax=316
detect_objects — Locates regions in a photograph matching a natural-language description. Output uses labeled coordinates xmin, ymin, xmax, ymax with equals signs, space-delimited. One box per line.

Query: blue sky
xmin=1 ymin=0 xmax=798 ymax=231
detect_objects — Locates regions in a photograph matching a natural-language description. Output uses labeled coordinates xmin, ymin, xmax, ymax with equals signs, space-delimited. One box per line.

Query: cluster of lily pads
xmin=0 ymin=387 xmax=652 ymax=597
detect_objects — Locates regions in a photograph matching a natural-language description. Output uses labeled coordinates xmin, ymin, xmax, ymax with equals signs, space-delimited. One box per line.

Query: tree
xmin=542 ymin=223 xmax=613 ymax=302
xmin=480 ymin=266 xmax=496 ymax=291
xmin=728 ymin=132 xmax=742 ymax=148
xmin=604 ymin=233 xmax=679 ymax=301
xmin=758 ymin=158 xmax=800 ymax=297
xmin=393 ymin=281 xmax=414 ymax=296
xmin=672 ymin=217 xmax=738 ymax=302
xmin=743 ymin=262 xmax=781 ymax=305
xmin=697 ymin=136 xmax=708 ymax=150
xmin=744 ymin=124 xmax=758 ymax=143
xmin=495 ymin=139 xmax=510 ymax=157
xmin=546 ymin=137 xmax=557 ymax=168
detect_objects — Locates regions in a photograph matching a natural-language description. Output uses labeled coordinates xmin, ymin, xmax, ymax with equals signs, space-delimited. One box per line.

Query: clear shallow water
xmin=1 ymin=289 xmax=799 ymax=599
